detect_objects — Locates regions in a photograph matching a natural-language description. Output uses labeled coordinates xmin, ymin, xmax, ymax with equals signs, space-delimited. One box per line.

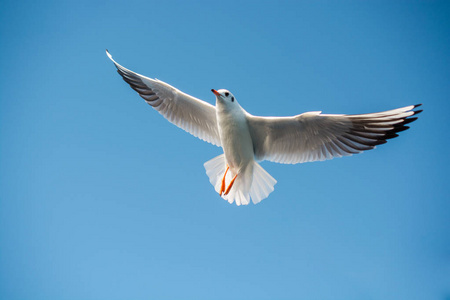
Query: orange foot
xmin=224 ymin=174 xmax=238 ymax=196
xmin=220 ymin=165 xmax=229 ymax=196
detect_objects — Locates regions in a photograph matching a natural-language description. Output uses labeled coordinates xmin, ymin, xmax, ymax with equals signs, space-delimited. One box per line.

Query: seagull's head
xmin=211 ymin=89 xmax=239 ymax=110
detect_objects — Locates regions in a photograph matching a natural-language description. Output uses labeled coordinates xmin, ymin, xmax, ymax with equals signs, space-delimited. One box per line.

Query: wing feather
xmin=107 ymin=50 xmax=221 ymax=146
xmin=247 ymin=105 xmax=422 ymax=164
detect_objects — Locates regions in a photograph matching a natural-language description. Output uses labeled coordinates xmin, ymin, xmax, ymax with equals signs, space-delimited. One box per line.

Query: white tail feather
xmin=250 ymin=162 xmax=277 ymax=204
xmin=203 ymin=154 xmax=277 ymax=205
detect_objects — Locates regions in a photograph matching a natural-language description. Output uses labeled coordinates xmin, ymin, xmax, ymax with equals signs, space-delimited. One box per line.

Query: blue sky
xmin=1 ymin=0 xmax=449 ymax=299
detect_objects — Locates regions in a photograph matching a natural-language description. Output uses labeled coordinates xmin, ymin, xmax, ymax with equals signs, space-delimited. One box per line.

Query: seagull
xmin=106 ymin=50 xmax=422 ymax=206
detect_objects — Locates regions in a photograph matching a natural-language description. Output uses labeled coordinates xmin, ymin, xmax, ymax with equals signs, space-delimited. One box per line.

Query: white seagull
xmin=106 ymin=50 xmax=422 ymax=206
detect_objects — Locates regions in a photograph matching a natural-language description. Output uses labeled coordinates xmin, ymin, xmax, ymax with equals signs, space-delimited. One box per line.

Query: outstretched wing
xmin=247 ymin=105 xmax=422 ymax=164
xmin=107 ymin=50 xmax=221 ymax=146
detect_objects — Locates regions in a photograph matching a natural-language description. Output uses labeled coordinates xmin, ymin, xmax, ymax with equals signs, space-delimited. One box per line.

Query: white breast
xmin=217 ymin=109 xmax=254 ymax=173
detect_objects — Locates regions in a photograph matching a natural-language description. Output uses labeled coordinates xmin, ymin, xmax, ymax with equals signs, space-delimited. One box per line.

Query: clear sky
xmin=1 ymin=1 xmax=449 ymax=299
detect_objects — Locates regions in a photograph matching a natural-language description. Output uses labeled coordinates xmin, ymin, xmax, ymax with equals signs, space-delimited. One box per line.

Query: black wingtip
xmin=403 ymin=117 xmax=418 ymax=125
xmin=384 ymin=133 xmax=399 ymax=139
xmin=395 ymin=125 xmax=410 ymax=133
xmin=413 ymin=109 xmax=423 ymax=116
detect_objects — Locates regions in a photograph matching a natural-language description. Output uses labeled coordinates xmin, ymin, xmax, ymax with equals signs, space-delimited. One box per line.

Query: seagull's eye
xmin=231 ymin=96 xmax=234 ymax=102
xmin=225 ymin=92 xmax=229 ymax=97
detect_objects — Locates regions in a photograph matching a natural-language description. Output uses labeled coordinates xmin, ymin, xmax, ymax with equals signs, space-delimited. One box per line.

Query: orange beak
xmin=211 ymin=89 xmax=220 ymax=96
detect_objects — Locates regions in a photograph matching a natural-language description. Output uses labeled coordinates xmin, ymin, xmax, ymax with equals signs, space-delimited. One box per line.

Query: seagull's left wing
xmin=247 ymin=105 xmax=422 ymax=164
xmin=107 ymin=50 xmax=221 ymax=147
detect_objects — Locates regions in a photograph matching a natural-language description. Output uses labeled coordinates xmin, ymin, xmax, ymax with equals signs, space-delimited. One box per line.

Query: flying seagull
xmin=106 ymin=50 xmax=422 ymax=206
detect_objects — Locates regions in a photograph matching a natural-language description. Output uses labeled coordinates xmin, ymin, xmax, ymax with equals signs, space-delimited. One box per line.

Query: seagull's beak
xmin=211 ymin=89 xmax=221 ymax=97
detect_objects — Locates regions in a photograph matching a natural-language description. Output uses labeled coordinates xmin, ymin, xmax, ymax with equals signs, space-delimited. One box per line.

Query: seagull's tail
xmin=204 ymin=154 xmax=277 ymax=206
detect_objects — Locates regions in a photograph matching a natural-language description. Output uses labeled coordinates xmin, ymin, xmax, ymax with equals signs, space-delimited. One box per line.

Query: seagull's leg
xmin=220 ymin=165 xmax=229 ymax=196
xmin=224 ymin=173 xmax=238 ymax=196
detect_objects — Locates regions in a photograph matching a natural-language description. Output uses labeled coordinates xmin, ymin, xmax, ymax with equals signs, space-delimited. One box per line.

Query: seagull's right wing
xmin=107 ymin=50 xmax=221 ymax=147
xmin=247 ymin=105 xmax=422 ymax=164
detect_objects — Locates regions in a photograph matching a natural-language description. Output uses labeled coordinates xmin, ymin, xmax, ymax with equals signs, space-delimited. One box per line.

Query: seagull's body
xmin=107 ymin=50 xmax=422 ymax=205
xmin=216 ymin=90 xmax=253 ymax=174
xmin=214 ymin=89 xmax=258 ymax=203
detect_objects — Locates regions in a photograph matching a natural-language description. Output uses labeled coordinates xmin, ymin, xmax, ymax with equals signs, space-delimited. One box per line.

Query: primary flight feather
xmin=106 ymin=50 xmax=422 ymax=206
